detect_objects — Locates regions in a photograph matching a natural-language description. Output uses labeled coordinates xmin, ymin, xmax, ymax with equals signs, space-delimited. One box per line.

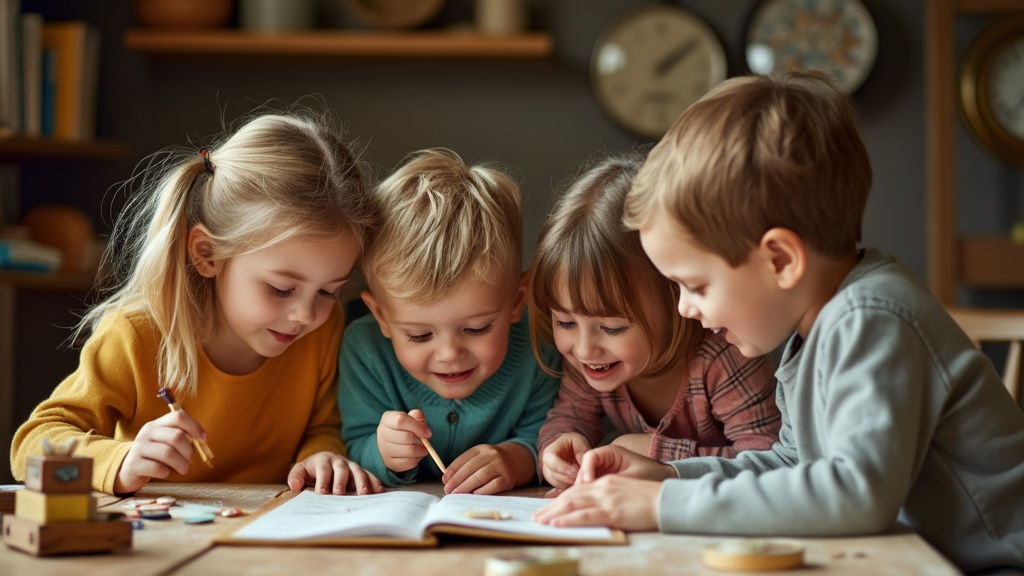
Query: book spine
xmin=41 ymin=21 xmax=88 ymax=141
xmin=20 ymin=12 xmax=43 ymax=137
xmin=40 ymin=48 xmax=55 ymax=137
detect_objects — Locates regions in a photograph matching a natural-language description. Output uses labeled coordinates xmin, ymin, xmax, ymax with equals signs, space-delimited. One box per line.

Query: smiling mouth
xmin=435 ymin=369 xmax=473 ymax=382
xmin=584 ymin=362 xmax=618 ymax=373
xmin=270 ymin=330 xmax=298 ymax=343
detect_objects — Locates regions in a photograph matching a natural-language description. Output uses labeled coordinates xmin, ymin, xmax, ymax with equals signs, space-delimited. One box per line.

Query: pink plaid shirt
xmin=538 ymin=332 xmax=781 ymax=462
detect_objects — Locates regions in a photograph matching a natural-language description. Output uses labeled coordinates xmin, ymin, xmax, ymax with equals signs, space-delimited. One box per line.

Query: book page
xmin=423 ymin=493 xmax=614 ymax=541
xmin=231 ymin=490 xmax=439 ymax=541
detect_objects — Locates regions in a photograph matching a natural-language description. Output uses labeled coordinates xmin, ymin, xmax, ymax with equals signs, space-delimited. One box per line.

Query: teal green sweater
xmin=338 ymin=313 xmax=560 ymax=486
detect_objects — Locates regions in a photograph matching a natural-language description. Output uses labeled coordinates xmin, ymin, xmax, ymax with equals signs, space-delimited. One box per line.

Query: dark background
xmin=3 ymin=0 xmax=1022 ymax=482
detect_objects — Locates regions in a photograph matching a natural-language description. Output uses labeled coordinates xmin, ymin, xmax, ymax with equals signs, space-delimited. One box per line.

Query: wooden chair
xmin=946 ymin=307 xmax=1024 ymax=404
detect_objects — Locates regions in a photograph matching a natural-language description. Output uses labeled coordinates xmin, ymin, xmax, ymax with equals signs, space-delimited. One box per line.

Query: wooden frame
xmin=925 ymin=0 xmax=1024 ymax=305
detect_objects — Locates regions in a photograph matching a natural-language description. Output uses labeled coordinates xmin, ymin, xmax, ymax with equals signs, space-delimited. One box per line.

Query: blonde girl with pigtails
xmin=11 ymin=106 xmax=384 ymax=496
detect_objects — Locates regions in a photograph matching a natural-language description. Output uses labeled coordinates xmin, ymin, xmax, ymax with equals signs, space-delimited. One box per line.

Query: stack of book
xmin=0 ymin=0 xmax=100 ymax=142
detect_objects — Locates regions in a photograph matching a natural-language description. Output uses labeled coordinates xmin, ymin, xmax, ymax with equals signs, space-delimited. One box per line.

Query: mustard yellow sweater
xmin=10 ymin=305 xmax=346 ymax=493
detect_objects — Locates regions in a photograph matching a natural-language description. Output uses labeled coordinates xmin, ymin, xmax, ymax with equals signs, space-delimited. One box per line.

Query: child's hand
xmin=376 ymin=409 xmax=430 ymax=473
xmin=287 ymin=452 xmax=385 ymax=495
xmin=532 ymin=474 xmax=662 ymax=531
xmin=576 ymin=445 xmax=677 ymax=484
xmin=115 ymin=410 xmax=206 ymax=493
xmin=540 ymin=433 xmax=592 ymax=490
xmin=443 ymin=443 xmax=528 ymax=495
xmin=609 ymin=433 xmax=654 ymax=457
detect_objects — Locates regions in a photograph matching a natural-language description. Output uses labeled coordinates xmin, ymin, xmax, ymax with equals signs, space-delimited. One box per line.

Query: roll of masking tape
xmin=703 ymin=539 xmax=805 ymax=572
xmin=485 ymin=548 xmax=579 ymax=576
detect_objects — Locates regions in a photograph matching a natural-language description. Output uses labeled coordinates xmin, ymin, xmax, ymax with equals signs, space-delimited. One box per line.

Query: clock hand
xmin=654 ymin=38 xmax=698 ymax=77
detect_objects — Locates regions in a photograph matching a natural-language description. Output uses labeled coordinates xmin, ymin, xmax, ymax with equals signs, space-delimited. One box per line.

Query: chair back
xmin=946 ymin=307 xmax=1024 ymax=404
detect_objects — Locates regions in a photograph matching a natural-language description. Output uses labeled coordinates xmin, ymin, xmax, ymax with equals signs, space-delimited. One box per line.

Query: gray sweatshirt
xmin=658 ymin=249 xmax=1024 ymax=573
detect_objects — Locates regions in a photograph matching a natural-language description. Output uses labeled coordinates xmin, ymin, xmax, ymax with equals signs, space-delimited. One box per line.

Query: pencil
xmin=157 ymin=387 xmax=215 ymax=468
xmin=421 ymin=437 xmax=447 ymax=474
xmin=411 ymin=410 xmax=446 ymax=473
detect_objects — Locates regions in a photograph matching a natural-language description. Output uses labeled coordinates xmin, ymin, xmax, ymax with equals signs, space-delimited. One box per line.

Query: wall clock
xmin=744 ymin=0 xmax=877 ymax=94
xmin=590 ymin=4 xmax=728 ymax=139
xmin=958 ymin=19 xmax=1024 ymax=167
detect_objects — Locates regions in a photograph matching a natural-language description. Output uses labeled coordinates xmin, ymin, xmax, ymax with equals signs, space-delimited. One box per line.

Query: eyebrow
xmin=271 ymin=270 xmax=350 ymax=284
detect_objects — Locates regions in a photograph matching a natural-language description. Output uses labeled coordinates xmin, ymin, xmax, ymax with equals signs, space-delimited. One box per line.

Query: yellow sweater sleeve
xmin=10 ymin=311 xmax=159 ymax=493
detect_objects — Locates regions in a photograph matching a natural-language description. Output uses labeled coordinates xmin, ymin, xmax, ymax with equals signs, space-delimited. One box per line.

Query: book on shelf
xmin=40 ymin=20 xmax=99 ymax=141
xmin=0 ymin=0 xmax=18 ymax=136
xmin=20 ymin=12 xmax=43 ymax=137
xmin=216 ymin=489 xmax=627 ymax=548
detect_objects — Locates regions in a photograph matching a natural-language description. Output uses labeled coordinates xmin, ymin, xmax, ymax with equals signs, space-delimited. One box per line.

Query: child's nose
xmin=289 ymin=298 xmax=316 ymax=325
xmin=574 ymin=330 xmax=600 ymax=359
xmin=677 ymin=294 xmax=701 ymax=320
xmin=434 ymin=334 xmax=465 ymax=362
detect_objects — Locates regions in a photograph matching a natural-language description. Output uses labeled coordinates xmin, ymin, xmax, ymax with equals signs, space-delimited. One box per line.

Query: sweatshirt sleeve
xmin=537 ymin=372 xmax=608 ymax=457
xmin=10 ymin=314 xmax=147 ymax=493
xmin=337 ymin=320 xmax=417 ymax=486
xmin=502 ymin=344 xmax=561 ymax=458
xmin=294 ymin=305 xmax=347 ymax=462
xmin=658 ymin=310 xmax=933 ymax=537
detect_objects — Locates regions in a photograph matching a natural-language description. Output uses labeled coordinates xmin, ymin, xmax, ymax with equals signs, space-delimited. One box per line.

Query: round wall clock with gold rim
xmin=958 ymin=18 xmax=1024 ymax=167
xmin=590 ymin=4 xmax=728 ymax=139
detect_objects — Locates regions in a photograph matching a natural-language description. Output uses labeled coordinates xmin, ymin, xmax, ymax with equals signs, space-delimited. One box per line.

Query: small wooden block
xmin=2 ymin=515 xmax=132 ymax=556
xmin=25 ymin=454 xmax=93 ymax=494
xmin=0 ymin=486 xmax=22 ymax=514
xmin=15 ymin=491 xmax=93 ymax=524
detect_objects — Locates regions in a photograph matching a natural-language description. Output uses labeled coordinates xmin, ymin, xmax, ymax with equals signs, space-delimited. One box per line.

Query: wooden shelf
xmin=123 ymin=29 xmax=554 ymax=58
xmin=0 ymin=269 xmax=96 ymax=291
xmin=0 ymin=135 xmax=127 ymax=162
xmin=958 ymin=237 xmax=1024 ymax=288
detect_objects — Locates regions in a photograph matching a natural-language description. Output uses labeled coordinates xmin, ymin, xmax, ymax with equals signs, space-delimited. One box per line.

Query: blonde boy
xmin=534 ymin=73 xmax=1024 ymax=573
xmin=338 ymin=148 xmax=560 ymax=495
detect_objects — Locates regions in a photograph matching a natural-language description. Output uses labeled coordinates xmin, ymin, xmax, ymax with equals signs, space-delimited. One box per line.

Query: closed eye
xmin=465 ymin=324 xmax=494 ymax=336
xmin=555 ymin=320 xmax=576 ymax=330
xmin=602 ymin=326 xmax=629 ymax=336
xmin=270 ymin=285 xmax=292 ymax=298
xmin=683 ymin=284 xmax=705 ymax=297
xmin=318 ymin=288 xmax=339 ymax=299
xmin=407 ymin=332 xmax=432 ymax=343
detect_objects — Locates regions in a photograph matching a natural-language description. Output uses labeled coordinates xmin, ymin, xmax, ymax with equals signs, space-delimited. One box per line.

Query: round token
xmin=184 ymin=513 xmax=216 ymax=525
xmin=137 ymin=503 xmax=169 ymax=512
xmin=219 ymin=507 xmax=245 ymax=517
xmin=156 ymin=495 xmax=177 ymax=505
xmin=139 ymin=510 xmax=172 ymax=520
xmin=702 ymin=539 xmax=804 ymax=572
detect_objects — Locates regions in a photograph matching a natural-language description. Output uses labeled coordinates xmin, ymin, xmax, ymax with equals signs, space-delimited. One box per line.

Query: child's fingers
xmin=380 ymin=410 xmax=431 ymax=438
xmin=157 ymin=410 xmax=209 ymax=443
xmin=285 ymin=462 xmax=308 ymax=493
xmin=302 ymin=458 xmax=330 ymax=494
xmin=330 ymin=460 xmax=352 ymax=495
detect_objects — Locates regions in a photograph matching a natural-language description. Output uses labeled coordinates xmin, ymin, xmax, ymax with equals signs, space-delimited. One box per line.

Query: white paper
xmin=232 ymin=490 xmax=613 ymax=543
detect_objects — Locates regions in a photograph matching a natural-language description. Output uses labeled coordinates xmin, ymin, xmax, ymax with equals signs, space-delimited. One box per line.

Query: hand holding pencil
xmin=376 ymin=409 xmax=446 ymax=474
xmin=157 ymin=387 xmax=214 ymax=468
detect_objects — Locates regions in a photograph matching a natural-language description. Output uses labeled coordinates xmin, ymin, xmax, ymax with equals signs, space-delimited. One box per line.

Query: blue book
xmin=40 ymin=47 xmax=55 ymax=137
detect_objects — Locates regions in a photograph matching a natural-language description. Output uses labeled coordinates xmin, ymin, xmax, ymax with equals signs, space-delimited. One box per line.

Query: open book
xmin=217 ymin=490 xmax=626 ymax=547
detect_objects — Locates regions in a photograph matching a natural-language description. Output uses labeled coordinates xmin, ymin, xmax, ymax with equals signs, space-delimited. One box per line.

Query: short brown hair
xmin=528 ymin=151 xmax=703 ymax=381
xmin=625 ymin=71 xmax=872 ymax=266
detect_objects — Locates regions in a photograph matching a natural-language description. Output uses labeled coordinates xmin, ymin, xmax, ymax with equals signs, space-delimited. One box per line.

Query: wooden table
xmin=0 ymin=483 xmax=961 ymax=576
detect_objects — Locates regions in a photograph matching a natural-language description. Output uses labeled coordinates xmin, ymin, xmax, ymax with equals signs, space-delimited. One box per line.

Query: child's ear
xmin=510 ymin=271 xmax=528 ymax=323
xmin=759 ymin=227 xmax=805 ymax=290
xmin=361 ymin=290 xmax=392 ymax=339
xmin=187 ymin=225 xmax=220 ymax=278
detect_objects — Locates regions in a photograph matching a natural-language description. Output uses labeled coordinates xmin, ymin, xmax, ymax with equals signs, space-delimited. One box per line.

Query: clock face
xmin=745 ymin=0 xmax=878 ymax=93
xmin=590 ymin=5 xmax=728 ymax=139
xmin=985 ymin=36 xmax=1024 ymax=141
xmin=959 ymin=19 xmax=1024 ymax=166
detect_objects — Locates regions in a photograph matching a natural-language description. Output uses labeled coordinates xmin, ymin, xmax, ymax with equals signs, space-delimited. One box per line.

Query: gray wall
xmin=7 ymin=0 xmax=1023 ymax=482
